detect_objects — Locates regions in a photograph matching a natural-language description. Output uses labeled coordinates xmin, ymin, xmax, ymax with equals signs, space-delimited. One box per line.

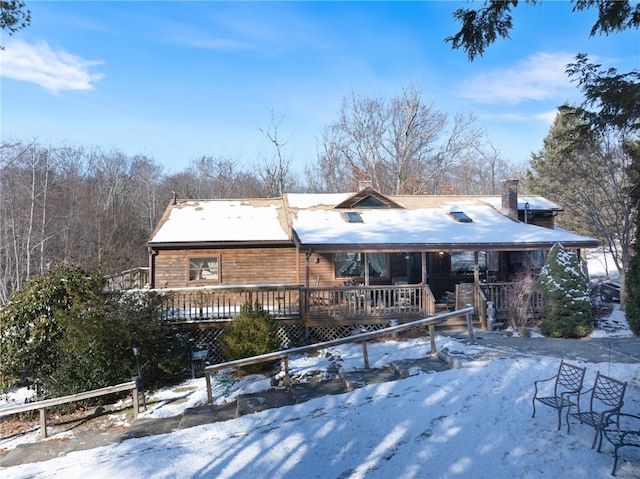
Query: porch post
xmin=305 ymin=249 xmax=312 ymax=317
xmin=473 ymin=251 xmax=480 ymax=284
xmin=473 ymin=251 xmax=486 ymax=329
xmin=364 ymin=253 xmax=369 ymax=286
xmin=421 ymin=252 xmax=427 ymax=284
xmin=148 ymin=247 xmax=157 ymax=289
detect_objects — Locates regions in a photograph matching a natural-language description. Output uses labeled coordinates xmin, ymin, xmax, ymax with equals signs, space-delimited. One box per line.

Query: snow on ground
xmin=1 ymin=250 xmax=638 ymax=478
xmin=2 ymin=310 xmax=640 ymax=479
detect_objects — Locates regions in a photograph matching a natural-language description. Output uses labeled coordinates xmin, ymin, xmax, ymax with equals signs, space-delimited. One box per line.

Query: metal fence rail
xmin=0 ymin=380 xmax=141 ymax=439
xmin=204 ymin=305 xmax=475 ymax=405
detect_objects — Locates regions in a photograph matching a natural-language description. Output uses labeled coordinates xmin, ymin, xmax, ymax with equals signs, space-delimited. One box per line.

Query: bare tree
xmin=0 ymin=140 xmax=58 ymax=300
xmin=384 ymin=85 xmax=446 ymax=194
xmin=311 ymin=86 xmax=503 ymax=195
xmin=258 ymin=109 xmax=301 ymax=197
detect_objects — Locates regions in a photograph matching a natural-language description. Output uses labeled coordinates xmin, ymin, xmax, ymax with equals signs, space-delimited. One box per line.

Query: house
xmin=146 ymin=180 xmax=598 ymax=333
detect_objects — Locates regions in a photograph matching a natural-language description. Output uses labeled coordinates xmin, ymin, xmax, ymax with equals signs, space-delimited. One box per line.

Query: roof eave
xmin=147 ymin=240 xmax=294 ymax=250
xmin=301 ymin=240 xmax=600 ymax=253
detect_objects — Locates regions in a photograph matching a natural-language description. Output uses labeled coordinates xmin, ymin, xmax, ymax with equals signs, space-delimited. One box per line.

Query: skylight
xmin=343 ymin=211 xmax=363 ymax=223
xmin=449 ymin=211 xmax=473 ymax=223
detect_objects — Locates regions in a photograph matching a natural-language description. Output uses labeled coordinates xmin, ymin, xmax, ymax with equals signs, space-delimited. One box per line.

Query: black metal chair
xmin=598 ymin=412 xmax=640 ymax=476
xmin=532 ymin=360 xmax=587 ymax=430
xmin=567 ymin=371 xmax=627 ymax=449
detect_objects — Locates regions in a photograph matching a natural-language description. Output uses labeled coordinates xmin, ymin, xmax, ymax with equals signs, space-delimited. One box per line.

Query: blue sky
xmin=1 ymin=1 xmax=638 ymax=175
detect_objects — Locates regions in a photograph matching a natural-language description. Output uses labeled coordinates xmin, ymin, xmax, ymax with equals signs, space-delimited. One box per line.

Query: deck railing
xmin=161 ymin=285 xmax=302 ymax=322
xmin=480 ymin=282 xmax=544 ymax=320
xmin=106 ymin=267 xmax=150 ymax=291
xmin=304 ymin=284 xmax=435 ymax=319
xmin=157 ymin=284 xmax=435 ymax=322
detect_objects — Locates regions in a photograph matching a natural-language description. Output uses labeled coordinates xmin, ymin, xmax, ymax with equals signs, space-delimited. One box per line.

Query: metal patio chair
xmin=567 ymin=371 xmax=627 ymax=449
xmin=532 ymin=360 xmax=587 ymax=430
xmin=598 ymin=411 xmax=640 ymax=476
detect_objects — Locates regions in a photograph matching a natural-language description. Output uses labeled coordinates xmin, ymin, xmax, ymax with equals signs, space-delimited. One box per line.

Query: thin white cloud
xmin=479 ymin=109 xmax=560 ymax=124
xmin=1 ymin=39 xmax=104 ymax=93
xmin=460 ymin=52 xmax=576 ymax=104
xmin=535 ymin=109 xmax=558 ymax=124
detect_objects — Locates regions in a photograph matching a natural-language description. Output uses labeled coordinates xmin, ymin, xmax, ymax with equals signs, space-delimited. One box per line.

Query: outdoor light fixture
xmin=131 ymin=339 xmax=141 ymax=360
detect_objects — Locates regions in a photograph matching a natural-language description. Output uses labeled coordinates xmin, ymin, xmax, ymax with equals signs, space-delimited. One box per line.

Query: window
xmin=508 ymin=251 xmax=544 ymax=275
xmin=354 ymin=196 xmax=387 ymax=208
xmin=450 ymin=251 xmax=487 ymax=276
xmin=189 ymin=257 xmax=219 ymax=281
xmin=334 ymin=252 xmax=388 ymax=278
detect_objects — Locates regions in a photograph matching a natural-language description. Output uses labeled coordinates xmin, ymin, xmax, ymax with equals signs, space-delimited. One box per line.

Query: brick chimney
xmin=358 ymin=180 xmax=373 ymax=191
xmin=501 ymin=179 xmax=519 ymax=220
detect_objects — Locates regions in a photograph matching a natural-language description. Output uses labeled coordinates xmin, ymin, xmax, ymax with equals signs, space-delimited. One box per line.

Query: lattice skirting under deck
xmin=173 ymin=322 xmax=395 ymax=365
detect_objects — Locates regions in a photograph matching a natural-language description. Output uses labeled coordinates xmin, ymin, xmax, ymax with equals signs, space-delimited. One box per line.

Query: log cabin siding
xmin=301 ymin=252 xmax=342 ymax=287
xmin=153 ymin=246 xmax=299 ymax=289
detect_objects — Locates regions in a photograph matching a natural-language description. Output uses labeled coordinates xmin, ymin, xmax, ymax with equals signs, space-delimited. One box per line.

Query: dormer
xmin=334 ymin=187 xmax=404 ymax=210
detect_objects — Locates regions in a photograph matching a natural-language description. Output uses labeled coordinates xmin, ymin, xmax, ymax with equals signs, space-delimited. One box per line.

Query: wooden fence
xmin=0 ymin=380 xmax=141 ymax=439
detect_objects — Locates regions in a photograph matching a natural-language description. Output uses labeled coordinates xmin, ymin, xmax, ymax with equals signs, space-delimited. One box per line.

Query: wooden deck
xmin=158 ymin=284 xmax=439 ymax=323
xmin=153 ymin=281 xmax=547 ymax=331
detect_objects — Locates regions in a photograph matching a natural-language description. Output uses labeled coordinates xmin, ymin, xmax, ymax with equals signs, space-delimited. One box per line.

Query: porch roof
xmin=290 ymin=201 xmax=598 ymax=251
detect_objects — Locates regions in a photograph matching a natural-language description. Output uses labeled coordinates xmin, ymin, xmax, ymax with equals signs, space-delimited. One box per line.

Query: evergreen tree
xmin=627 ymin=238 xmax=640 ymax=335
xmin=527 ymin=106 xmax=638 ymax=308
xmin=626 ymin=140 xmax=640 ymax=335
xmin=538 ymin=243 xmax=592 ymax=338
xmin=527 ymin=104 xmax=601 ymax=238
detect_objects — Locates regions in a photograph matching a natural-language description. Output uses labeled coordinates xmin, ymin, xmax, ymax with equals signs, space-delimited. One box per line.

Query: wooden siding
xmin=153 ymin=246 xmax=299 ymax=289
xmin=301 ymin=252 xmax=345 ymax=288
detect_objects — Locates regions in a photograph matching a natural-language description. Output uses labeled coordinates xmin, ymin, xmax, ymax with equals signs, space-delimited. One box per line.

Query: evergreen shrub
xmin=538 ymin=243 xmax=592 ymax=338
xmin=218 ymin=301 xmax=281 ymax=374
xmin=0 ymin=264 xmax=189 ymax=401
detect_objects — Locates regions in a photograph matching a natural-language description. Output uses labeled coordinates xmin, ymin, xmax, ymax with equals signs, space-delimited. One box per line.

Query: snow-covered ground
xmin=1 ymin=250 xmax=638 ymax=478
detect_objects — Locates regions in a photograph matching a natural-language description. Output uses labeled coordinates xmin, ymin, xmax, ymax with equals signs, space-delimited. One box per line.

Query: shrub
xmin=0 ymin=264 xmax=104 ymax=392
xmin=218 ymin=301 xmax=281 ymax=374
xmin=0 ymin=264 xmax=189 ymax=401
xmin=626 ymin=239 xmax=640 ymax=335
xmin=538 ymin=243 xmax=592 ymax=338
xmin=503 ymin=272 xmax=541 ymax=330
xmin=45 ymin=291 xmax=190 ymax=400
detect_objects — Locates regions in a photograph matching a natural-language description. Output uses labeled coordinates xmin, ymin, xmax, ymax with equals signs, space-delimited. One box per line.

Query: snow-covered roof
xmin=481 ymin=195 xmax=563 ymax=211
xmin=291 ymin=203 xmax=594 ymax=250
xmin=148 ymin=199 xmax=290 ymax=244
xmin=148 ymin=192 xmax=598 ymax=249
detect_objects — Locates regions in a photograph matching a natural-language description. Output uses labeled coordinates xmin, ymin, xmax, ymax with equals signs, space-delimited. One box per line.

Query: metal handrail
xmin=0 ymin=380 xmax=140 ymax=439
xmin=204 ymin=305 xmax=474 ymax=404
